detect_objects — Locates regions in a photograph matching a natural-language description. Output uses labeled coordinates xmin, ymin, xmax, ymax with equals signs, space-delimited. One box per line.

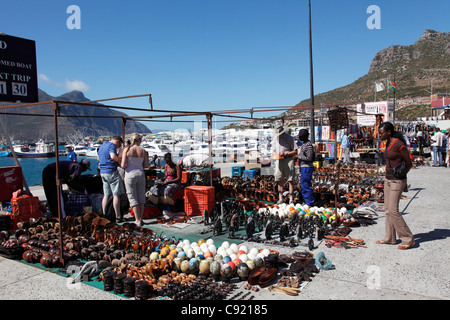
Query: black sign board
xmin=0 ymin=34 xmax=38 ymax=103
xmin=327 ymin=106 xmax=349 ymax=132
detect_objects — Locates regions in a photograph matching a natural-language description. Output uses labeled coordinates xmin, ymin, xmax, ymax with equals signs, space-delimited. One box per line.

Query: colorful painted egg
xmin=189 ymin=258 xmax=199 ymax=273
xmin=222 ymin=256 xmax=231 ymax=263
xmin=177 ymin=251 xmax=187 ymax=260
xmin=253 ymin=256 xmax=263 ymax=268
xmin=246 ymin=260 xmax=256 ymax=270
xmin=198 ymin=239 xmax=206 ymax=246
xmin=237 ymin=250 xmax=246 ymax=256
xmin=214 ymin=254 xmax=224 ymax=262
xmin=233 ymin=258 xmax=242 ymax=266
xmin=204 ymin=251 xmax=213 ymax=258
xmin=180 ymin=260 xmax=190 ymax=273
xmin=173 ymin=257 xmax=182 ymax=272
xmin=237 ymin=263 xmax=249 ymax=279
xmin=160 ymin=246 xmax=170 ymax=257
xmin=239 ymin=245 xmax=248 ymax=253
xmin=199 ymin=260 xmax=210 ymax=275
xmin=220 ymin=263 xmax=233 ymax=278
xmin=210 ymin=261 xmax=221 ymax=276
xmin=227 ymin=261 xmax=236 ymax=270
xmin=196 ymin=253 xmax=205 ymax=260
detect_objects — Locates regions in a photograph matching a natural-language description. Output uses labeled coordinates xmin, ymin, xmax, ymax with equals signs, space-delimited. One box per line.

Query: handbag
xmin=391 ymin=161 xmax=407 ymax=179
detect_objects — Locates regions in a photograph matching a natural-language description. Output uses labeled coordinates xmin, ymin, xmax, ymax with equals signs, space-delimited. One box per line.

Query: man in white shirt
xmin=431 ymin=128 xmax=445 ymax=167
xmin=272 ymin=125 xmax=296 ymax=204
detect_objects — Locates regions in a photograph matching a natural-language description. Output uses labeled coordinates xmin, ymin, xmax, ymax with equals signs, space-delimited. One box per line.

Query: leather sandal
xmin=398 ymin=241 xmax=415 ymax=250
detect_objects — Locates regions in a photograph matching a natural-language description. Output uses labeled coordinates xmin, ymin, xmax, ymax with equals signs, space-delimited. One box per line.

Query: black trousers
xmin=42 ymin=166 xmax=62 ymax=216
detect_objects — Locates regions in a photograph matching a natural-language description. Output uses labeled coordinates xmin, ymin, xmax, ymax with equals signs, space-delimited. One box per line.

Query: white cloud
xmin=38 ymin=73 xmax=51 ymax=83
xmin=38 ymin=73 xmax=63 ymax=87
xmin=65 ymin=79 xmax=90 ymax=92
xmin=38 ymin=74 xmax=90 ymax=93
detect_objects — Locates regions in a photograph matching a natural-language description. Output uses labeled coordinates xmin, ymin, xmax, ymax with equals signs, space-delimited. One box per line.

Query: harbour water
xmin=0 ymin=155 xmax=100 ymax=187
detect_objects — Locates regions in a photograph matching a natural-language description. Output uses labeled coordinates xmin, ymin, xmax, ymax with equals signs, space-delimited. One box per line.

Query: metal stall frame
xmin=0 ymin=96 xmax=378 ymax=265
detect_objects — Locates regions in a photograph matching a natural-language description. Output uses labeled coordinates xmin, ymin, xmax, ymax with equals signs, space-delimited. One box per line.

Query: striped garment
xmin=298 ymin=140 xmax=315 ymax=167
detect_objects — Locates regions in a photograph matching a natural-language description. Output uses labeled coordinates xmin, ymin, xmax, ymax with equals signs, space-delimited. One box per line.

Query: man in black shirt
xmin=297 ymin=129 xmax=315 ymax=206
xmin=42 ymin=159 xmax=91 ymax=217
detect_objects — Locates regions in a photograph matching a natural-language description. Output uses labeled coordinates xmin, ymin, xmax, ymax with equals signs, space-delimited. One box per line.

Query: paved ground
xmin=1 ymin=165 xmax=449 ymax=301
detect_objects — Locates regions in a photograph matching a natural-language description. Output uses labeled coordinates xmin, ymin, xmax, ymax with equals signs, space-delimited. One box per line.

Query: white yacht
xmin=141 ymin=142 xmax=172 ymax=158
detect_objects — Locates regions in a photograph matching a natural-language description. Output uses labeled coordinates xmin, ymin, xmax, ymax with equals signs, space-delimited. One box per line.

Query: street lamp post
xmin=308 ymin=0 xmax=315 ymax=143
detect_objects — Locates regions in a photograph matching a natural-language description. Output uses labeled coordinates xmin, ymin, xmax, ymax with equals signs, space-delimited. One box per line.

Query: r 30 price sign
xmin=0 ymin=34 xmax=38 ymax=103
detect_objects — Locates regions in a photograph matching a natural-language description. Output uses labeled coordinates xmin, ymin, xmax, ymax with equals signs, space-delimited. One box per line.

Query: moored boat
xmin=13 ymin=141 xmax=55 ymax=158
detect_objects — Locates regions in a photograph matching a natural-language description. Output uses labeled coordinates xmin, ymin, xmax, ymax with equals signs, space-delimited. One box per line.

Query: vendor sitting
xmin=147 ymin=153 xmax=181 ymax=205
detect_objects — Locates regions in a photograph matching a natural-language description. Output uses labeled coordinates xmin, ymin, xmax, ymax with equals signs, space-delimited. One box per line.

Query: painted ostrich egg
xmin=188 ymin=258 xmax=199 ymax=273
xmin=246 ymin=260 xmax=256 ymax=270
xmin=221 ymin=263 xmax=233 ymax=278
xmin=237 ymin=263 xmax=249 ymax=279
xmin=180 ymin=260 xmax=190 ymax=273
xmin=253 ymin=256 xmax=263 ymax=268
xmin=210 ymin=260 xmax=221 ymax=276
xmin=199 ymin=260 xmax=210 ymax=275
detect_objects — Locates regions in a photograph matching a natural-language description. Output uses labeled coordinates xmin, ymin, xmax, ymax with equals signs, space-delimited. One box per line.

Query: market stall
xmin=0 ymin=97 xmax=384 ymax=300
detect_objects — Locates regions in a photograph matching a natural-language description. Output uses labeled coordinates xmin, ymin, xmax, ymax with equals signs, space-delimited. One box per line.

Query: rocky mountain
xmin=291 ymin=29 xmax=449 ymax=111
xmin=223 ymin=29 xmax=449 ymax=128
xmin=0 ymin=89 xmax=151 ymax=142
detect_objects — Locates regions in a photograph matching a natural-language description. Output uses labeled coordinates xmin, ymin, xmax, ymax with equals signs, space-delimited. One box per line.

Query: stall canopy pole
xmin=207 ymin=113 xmax=213 ymax=187
xmin=121 ymin=118 xmax=127 ymax=143
xmin=52 ymin=101 xmax=64 ymax=266
xmin=0 ymin=120 xmax=30 ymax=193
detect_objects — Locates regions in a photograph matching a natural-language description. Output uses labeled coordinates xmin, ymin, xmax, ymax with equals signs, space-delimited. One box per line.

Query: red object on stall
xmin=184 ymin=186 xmax=215 ymax=216
xmin=9 ymin=195 xmax=42 ymax=231
xmin=0 ymin=166 xmax=23 ymax=202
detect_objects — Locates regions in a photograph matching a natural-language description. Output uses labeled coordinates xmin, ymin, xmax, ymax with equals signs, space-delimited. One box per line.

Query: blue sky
xmin=1 ymin=0 xmax=448 ymax=132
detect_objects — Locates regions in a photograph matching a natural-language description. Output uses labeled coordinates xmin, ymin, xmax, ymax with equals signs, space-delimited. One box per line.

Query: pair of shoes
xmin=398 ymin=240 xmax=415 ymax=250
xmin=376 ymin=240 xmax=396 ymax=245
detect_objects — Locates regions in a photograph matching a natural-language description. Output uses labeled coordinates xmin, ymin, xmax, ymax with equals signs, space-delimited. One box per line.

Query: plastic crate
xmin=184 ymin=186 xmax=215 ymax=216
xmin=243 ymin=169 xmax=258 ymax=181
xmin=232 ymin=166 xmax=244 ymax=177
